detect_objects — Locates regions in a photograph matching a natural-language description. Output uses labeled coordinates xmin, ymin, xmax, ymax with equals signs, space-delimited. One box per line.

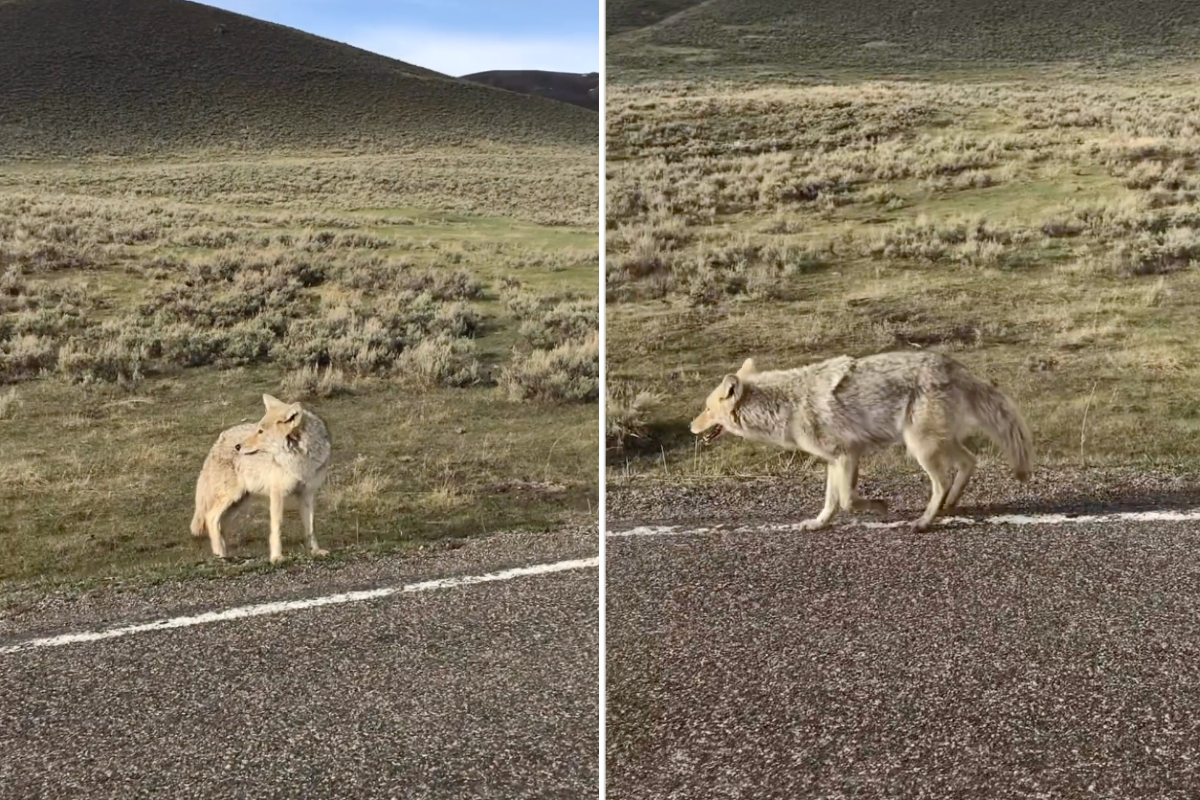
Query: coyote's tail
xmin=966 ymin=378 xmax=1035 ymax=481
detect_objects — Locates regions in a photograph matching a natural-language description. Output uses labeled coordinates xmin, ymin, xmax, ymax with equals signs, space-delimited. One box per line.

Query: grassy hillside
xmin=606 ymin=3 xmax=1200 ymax=492
xmin=0 ymin=0 xmax=599 ymax=591
xmin=462 ymin=71 xmax=600 ymax=112
xmin=607 ymin=0 xmax=700 ymax=37
xmin=608 ymin=0 xmax=1200 ymax=78
xmin=0 ymin=0 xmax=596 ymax=157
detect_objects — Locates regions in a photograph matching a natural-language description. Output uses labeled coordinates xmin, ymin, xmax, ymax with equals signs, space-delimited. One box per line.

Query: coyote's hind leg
xmin=204 ymin=495 xmax=242 ymax=559
xmin=905 ymin=433 xmax=952 ymax=532
xmin=941 ymin=440 xmax=977 ymax=513
xmin=301 ymin=490 xmax=327 ymax=557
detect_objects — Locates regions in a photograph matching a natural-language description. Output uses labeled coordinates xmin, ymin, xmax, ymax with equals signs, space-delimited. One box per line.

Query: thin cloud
xmin=347 ymin=28 xmax=599 ymax=76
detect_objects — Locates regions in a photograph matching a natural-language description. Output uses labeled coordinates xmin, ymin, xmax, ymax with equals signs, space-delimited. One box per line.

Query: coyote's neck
xmin=275 ymin=412 xmax=331 ymax=476
xmin=731 ymin=383 xmax=799 ymax=447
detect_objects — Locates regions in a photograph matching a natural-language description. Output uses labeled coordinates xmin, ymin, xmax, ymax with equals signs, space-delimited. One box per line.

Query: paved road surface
xmin=0 ymin=529 xmax=599 ymax=800
xmin=606 ymin=489 xmax=1200 ymax=799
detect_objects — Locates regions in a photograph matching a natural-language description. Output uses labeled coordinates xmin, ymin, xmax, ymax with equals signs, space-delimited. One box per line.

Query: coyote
xmin=690 ymin=351 xmax=1034 ymax=531
xmin=191 ymin=394 xmax=332 ymax=563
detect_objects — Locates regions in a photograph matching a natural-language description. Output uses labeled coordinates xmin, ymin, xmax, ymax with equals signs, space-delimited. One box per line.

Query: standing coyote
xmin=191 ymin=394 xmax=332 ymax=563
xmin=690 ymin=351 xmax=1034 ymax=531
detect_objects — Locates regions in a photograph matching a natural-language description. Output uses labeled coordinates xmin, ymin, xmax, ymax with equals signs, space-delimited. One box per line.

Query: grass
xmin=0 ymin=147 xmax=598 ymax=591
xmin=0 ymin=372 xmax=594 ymax=587
xmin=607 ymin=0 xmax=1200 ymax=81
xmin=605 ymin=74 xmax=1200 ymax=481
xmin=606 ymin=0 xmax=699 ymax=37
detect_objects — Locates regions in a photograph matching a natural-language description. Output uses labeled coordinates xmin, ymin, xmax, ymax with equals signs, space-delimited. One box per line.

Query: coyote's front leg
xmin=800 ymin=461 xmax=840 ymax=530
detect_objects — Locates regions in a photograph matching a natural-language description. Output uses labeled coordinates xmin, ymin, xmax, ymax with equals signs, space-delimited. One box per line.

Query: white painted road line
xmin=607 ymin=509 xmax=1200 ymax=538
xmin=0 ymin=557 xmax=599 ymax=657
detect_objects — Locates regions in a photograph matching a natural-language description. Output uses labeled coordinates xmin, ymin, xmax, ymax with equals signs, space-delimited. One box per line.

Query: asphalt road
xmin=606 ymin=476 xmax=1200 ymax=799
xmin=0 ymin=529 xmax=599 ymax=800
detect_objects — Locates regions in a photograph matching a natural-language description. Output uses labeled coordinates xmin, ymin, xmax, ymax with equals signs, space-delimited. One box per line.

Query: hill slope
xmin=0 ymin=0 xmax=597 ymax=157
xmin=461 ymin=71 xmax=599 ymax=112
xmin=608 ymin=0 xmax=1200 ymax=75
xmin=606 ymin=0 xmax=702 ymax=37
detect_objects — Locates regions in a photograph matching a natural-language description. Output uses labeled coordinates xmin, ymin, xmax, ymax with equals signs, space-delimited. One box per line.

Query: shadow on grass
xmin=606 ymin=419 xmax=698 ymax=459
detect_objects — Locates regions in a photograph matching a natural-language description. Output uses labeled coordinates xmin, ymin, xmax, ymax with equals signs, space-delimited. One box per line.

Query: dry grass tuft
xmin=502 ymin=333 xmax=600 ymax=404
xmin=605 ymin=383 xmax=666 ymax=453
xmin=279 ymin=365 xmax=354 ymax=400
xmin=0 ymin=387 xmax=21 ymax=421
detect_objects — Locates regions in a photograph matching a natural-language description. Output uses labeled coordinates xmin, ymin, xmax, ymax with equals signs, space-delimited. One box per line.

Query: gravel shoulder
xmin=607 ymin=467 xmax=1200 ymax=528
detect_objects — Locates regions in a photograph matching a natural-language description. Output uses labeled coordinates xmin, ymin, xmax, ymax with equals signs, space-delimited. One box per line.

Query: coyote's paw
xmin=799 ymin=518 xmax=830 ymax=532
xmin=909 ymin=518 xmax=933 ymax=533
xmin=312 ymin=549 xmax=329 ymax=558
xmin=269 ymin=554 xmax=285 ymax=565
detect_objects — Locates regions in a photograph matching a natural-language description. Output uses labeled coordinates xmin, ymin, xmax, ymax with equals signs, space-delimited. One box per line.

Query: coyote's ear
xmin=719 ymin=374 xmax=740 ymax=401
xmin=736 ymin=358 xmax=756 ymax=378
xmin=282 ymin=402 xmax=303 ymax=424
xmin=262 ymin=394 xmax=286 ymax=412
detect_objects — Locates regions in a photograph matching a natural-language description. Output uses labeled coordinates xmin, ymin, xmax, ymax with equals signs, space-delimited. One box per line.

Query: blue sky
xmin=204 ymin=0 xmax=599 ymax=76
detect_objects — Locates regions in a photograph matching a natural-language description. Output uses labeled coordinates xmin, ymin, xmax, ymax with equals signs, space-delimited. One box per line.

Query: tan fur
xmin=690 ymin=351 xmax=1035 ymax=532
xmin=191 ymin=394 xmax=332 ymax=564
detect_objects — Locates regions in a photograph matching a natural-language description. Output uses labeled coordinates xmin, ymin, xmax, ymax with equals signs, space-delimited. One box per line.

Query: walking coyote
xmin=690 ymin=351 xmax=1034 ymax=531
xmin=191 ymin=395 xmax=332 ymax=563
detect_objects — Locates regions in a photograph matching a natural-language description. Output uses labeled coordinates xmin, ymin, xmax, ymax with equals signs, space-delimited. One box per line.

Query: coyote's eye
xmin=257 ymin=428 xmax=263 ymax=435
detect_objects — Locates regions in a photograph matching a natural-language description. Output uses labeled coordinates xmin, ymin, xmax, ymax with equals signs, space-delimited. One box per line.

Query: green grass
xmin=0 ymin=370 xmax=594 ymax=586
xmin=605 ymin=75 xmax=1200 ymax=481
xmin=0 ymin=147 xmax=598 ymax=591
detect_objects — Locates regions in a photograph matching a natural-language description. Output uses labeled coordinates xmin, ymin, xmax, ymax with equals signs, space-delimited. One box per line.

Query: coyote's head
xmin=236 ymin=394 xmax=306 ymax=455
xmin=690 ymin=358 xmax=756 ymax=442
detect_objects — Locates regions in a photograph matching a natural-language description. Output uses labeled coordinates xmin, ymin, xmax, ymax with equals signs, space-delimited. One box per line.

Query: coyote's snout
xmin=191 ymin=394 xmax=332 ymax=564
xmin=691 ymin=351 xmax=1034 ymax=532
